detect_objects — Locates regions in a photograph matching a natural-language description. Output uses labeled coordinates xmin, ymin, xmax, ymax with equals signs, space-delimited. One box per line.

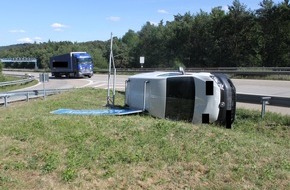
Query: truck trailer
xmin=125 ymin=71 xmax=236 ymax=128
xmin=50 ymin=52 xmax=93 ymax=78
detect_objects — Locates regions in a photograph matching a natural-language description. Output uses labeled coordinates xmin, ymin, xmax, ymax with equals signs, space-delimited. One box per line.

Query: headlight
xmin=210 ymin=75 xmax=224 ymax=90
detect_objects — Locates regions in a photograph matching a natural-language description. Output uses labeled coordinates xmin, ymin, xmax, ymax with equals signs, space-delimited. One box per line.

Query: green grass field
xmin=0 ymin=88 xmax=289 ymax=189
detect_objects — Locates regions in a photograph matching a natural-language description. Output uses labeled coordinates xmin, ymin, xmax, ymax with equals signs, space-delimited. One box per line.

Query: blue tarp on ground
xmin=50 ymin=108 xmax=143 ymax=116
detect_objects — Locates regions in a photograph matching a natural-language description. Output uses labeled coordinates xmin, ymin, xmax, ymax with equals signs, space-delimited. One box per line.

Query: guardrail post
xmin=261 ymin=97 xmax=271 ymax=118
xmin=4 ymin=95 xmax=8 ymax=107
xmin=26 ymin=93 xmax=29 ymax=102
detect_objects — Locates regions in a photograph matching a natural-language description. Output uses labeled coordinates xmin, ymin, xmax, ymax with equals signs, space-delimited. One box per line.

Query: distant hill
xmin=0 ymin=43 xmax=30 ymax=50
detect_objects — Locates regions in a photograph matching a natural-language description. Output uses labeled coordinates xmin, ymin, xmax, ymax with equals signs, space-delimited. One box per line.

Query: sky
xmin=0 ymin=0 xmax=282 ymax=46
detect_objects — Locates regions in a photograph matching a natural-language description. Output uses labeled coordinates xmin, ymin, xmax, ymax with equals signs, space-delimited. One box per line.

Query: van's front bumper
xmin=213 ymin=73 xmax=236 ymax=128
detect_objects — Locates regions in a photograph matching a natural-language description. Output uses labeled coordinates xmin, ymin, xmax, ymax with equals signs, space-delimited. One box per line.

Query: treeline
xmin=0 ymin=0 xmax=289 ymax=69
xmin=0 ymin=41 xmax=109 ymax=69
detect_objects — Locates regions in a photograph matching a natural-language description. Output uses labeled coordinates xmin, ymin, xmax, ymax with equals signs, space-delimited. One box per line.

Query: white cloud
xmin=149 ymin=21 xmax=158 ymax=26
xmin=17 ymin=37 xmax=42 ymax=43
xmin=51 ymin=23 xmax=65 ymax=28
xmin=9 ymin=29 xmax=26 ymax=33
xmin=54 ymin=28 xmax=64 ymax=32
xmin=157 ymin=9 xmax=169 ymax=14
xmin=222 ymin=5 xmax=229 ymax=12
xmin=106 ymin=16 xmax=121 ymax=22
xmin=17 ymin=37 xmax=33 ymax=43
xmin=51 ymin=22 xmax=68 ymax=31
xmin=34 ymin=36 xmax=42 ymax=42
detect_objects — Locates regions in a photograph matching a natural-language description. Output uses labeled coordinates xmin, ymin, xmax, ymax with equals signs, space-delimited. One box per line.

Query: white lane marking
xmin=79 ymin=79 xmax=94 ymax=88
xmin=12 ymin=81 xmax=42 ymax=91
xmin=94 ymin=84 xmax=106 ymax=88
xmin=94 ymin=82 xmax=124 ymax=87
xmin=104 ymin=84 xmax=125 ymax=89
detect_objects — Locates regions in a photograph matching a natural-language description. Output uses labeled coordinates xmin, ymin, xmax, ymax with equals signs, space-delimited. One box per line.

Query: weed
xmin=41 ymin=152 xmax=59 ymax=174
xmin=0 ymin=173 xmax=15 ymax=188
xmin=62 ymin=167 xmax=77 ymax=182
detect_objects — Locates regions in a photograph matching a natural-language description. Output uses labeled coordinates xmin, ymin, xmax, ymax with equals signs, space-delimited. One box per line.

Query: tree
xmin=1 ymin=0 xmax=289 ymax=69
xmin=134 ymin=21 xmax=169 ymax=68
xmin=122 ymin=30 xmax=140 ymax=67
xmin=0 ymin=40 xmax=109 ymax=69
xmin=165 ymin=13 xmax=195 ymax=67
xmin=216 ymin=0 xmax=261 ymax=67
xmin=208 ymin=7 xmax=227 ymax=67
xmin=257 ymin=0 xmax=290 ymax=66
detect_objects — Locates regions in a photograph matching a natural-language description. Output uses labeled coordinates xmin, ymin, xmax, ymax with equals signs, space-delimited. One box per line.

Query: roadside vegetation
xmin=0 ymin=73 xmax=26 ymax=83
xmin=1 ymin=62 xmax=38 ymax=92
xmin=0 ymin=88 xmax=289 ymax=189
xmin=0 ymin=0 xmax=289 ymax=70
xmin=0 ymin=73 xmax=38 ymax=93
xmin=0 ymin=79 xmax=38 ymax=93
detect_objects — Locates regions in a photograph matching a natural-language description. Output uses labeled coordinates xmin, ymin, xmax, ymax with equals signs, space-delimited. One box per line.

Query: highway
xmin=231 ymin=79 xmax=290 ymax=97
xmin=2 ymin=71 xmax=290 ymax=115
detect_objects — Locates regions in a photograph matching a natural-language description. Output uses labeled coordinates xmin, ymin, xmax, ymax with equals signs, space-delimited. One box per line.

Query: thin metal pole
xmin=113 ymin=68 xmax=116 ymax=106
xmin=42 ymin=73 xmax=46 ymax=100
xmin=111 ymin=35 xmax=116 ymax=106
xmin=107 ymin=33 xmax=113 ymax=105
xmin=34 ymin=60 xmax=38 ymax=70
xmin=106 ymin=32 xmax=117 ymax=107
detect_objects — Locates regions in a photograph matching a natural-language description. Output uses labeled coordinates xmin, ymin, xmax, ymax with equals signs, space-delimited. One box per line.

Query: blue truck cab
xmin=50 ymin=52 xmax=93 ymax=78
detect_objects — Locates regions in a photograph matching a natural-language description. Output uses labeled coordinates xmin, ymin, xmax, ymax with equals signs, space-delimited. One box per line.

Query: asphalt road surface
xmin=3 ymin=71 xmax=290 ymax=115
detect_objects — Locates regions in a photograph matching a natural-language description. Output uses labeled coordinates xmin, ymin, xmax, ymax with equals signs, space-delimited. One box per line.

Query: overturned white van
xmin=125 ymin=71 xmax=236 ymax=128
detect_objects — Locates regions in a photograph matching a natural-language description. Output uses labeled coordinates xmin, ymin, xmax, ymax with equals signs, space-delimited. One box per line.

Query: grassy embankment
xmin=0 ymin=74 xmax=38 ymax=92
xmin=0 ymin=88 xmax=289 ymax=189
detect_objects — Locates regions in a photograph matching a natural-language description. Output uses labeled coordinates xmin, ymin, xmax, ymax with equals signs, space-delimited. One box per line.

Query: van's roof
xmin=129 ymin=71 xmax=212 ymax=79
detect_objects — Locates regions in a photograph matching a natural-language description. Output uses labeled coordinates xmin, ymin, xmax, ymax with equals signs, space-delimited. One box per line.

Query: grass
xmin=0 ymin=88 xmax=289 ymax=189
xmin=0 ymin=74 xmax=38 ymax=92
xmin=0 ymin=74 xmax=22 ymax=82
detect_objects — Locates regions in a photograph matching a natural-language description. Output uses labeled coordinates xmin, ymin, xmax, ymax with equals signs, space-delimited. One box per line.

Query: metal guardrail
xmin=94 ymin=67 xmax=290 ymax=77
xmin=0 ymin=89 xmax=71 ymax=107
xmin=2 ymin=89 xmax=288 ymax=107
xmin=237 ymin=93 xmax=290 ymax=117
xmin=0 ymin=76 xmax=35 ymax=87
xmin=3 ymin=67 xmax=290 ymax=76
xmin=237 ymin=93 xmax=290 ymax=107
